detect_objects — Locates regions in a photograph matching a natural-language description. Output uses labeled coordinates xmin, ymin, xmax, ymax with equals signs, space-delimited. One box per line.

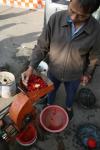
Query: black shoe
xmin=65 ymin=108 xmax=73 ymax=121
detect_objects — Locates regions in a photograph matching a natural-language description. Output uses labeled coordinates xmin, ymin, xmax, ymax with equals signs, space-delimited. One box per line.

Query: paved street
xmin=0 ymin=6 xmax=100 ymax=150
xmin=0 ymin=6 xmax=44 ymax=80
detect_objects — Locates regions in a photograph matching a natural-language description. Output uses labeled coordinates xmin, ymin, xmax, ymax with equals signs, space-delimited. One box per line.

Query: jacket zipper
xmin=61 ymin=42 xmax=72 ymax=81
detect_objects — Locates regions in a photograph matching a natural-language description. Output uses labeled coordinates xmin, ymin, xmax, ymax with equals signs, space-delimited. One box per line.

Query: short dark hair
xmin=78 ymin=0 xmax=100 ymax=13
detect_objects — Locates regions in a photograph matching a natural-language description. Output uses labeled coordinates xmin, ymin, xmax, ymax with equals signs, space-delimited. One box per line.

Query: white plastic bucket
xmin=0 ymin=71 xmax=16 ymax=98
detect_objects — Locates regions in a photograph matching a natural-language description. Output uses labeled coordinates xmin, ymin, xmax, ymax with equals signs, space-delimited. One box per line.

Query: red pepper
xmin=27 ymin=75 xmax=47 ymax=91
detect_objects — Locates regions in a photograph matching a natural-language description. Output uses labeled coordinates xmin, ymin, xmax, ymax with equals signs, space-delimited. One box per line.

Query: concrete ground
xmin=0 ymin=6 xmax=100 ymax=150
xmin=0 ymin=6 xmax=44 ymax=80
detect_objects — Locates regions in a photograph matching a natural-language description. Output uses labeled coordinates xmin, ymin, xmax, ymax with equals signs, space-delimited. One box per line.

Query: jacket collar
xmin=61 ymin=10 xmax=71 ymax=27
xmin=61 ymin=11 xmax=95 ymax=35
xmin=83 ymin=16 xmax=96 ymax=34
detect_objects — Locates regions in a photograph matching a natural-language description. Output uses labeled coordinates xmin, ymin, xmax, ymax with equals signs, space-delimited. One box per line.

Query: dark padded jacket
xmin=30 ymin=10 xmax=100 ymax=81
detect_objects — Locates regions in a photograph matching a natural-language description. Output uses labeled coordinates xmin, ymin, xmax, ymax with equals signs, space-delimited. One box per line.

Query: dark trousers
xmin=48 ymin=72 xmax=80 ymax=108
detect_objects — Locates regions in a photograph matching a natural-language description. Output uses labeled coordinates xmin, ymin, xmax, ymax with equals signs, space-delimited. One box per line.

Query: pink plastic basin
xmin=40 ymin=105 xmax=69 ymax=133
xmin=16 ymin=123 xmax=37 ymax=146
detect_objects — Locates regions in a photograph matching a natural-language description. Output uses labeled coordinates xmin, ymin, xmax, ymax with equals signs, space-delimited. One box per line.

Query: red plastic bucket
xmin=40 ymin=105 xmax=69 ymax=133
xmin=16 ymin=123 xmax=37 ymax=146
